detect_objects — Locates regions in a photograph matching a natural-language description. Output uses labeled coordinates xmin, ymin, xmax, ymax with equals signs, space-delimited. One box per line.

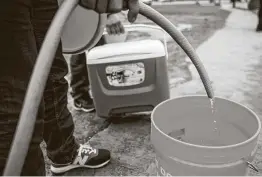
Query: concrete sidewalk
xmin=153 ymin=0 xmax=228 ymax=6
xmin=153 ymin=0 xmax=239 ymax=6
xmin=171 ymin=7 xmax=262 ymax=175
xmin=171 ymin=7 xmax=261 ymax=105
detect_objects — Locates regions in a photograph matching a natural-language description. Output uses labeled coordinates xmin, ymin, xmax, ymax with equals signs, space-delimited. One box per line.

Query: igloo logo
xmin=155 ymin=158 xmax=172 ymax=176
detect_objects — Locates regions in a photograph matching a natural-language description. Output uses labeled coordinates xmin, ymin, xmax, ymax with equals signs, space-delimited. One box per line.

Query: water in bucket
xmin=168 ymin=120 xmax=249 ymax=146
xmin=168 ymin=97 xmax=250 ymax=147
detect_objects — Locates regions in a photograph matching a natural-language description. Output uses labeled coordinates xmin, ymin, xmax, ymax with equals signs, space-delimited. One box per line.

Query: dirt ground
xmin=42 ymin=5 xmax=231 ymax=176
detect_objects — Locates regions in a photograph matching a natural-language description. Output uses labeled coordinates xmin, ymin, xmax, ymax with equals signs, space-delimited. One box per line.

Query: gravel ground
xmin=42 ymin=4 xmax=231 ymax=176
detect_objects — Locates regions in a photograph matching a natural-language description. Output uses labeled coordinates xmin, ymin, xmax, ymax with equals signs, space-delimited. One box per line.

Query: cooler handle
xmin=103 ymin=24 xmax=168 ymax=56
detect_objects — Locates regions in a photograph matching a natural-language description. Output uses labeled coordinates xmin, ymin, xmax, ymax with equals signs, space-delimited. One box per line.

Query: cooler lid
xmin=86 ymin=39 xmax=166 ymax=65
xmin=57 ymin=0 xmax=107 ymax=54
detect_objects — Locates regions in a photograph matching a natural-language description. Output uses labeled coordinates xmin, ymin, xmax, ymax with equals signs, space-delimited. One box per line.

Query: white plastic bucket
xmin=151 ymin=95 xmax=261 ymax=176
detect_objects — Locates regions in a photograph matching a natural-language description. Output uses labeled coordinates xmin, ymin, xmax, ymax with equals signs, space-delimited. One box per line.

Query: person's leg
xmin=0 ymin=0 xmax=45 ymax=175
xmin=31 ymin=0 xmax=110 ymax=174
xmin=232 ymin=0 xmax=236 ymax=8
xmin=257 ymin=0 xmax=262 ymax=31
xmin=31 ymin=0 xmax=79 ymax=164
xmin=69 ymin=53 xmax=95 ymax=112
xmin=68 ymin=37 xmax=106 ymax=112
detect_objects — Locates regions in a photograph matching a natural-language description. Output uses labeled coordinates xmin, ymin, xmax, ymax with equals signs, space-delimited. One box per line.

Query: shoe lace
xmin=77 ymin=144 xmax=97 ymax=157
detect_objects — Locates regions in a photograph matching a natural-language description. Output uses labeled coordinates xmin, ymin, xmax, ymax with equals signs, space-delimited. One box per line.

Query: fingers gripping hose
xmin=4 ymin=0 xmax=214 ymax=175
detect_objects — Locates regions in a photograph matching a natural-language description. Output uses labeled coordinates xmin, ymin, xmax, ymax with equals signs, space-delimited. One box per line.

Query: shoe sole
xmin=50 ymin=159 xmax=110 ymax=174
xmin=73 ymin=104 xmax=95 ymax=113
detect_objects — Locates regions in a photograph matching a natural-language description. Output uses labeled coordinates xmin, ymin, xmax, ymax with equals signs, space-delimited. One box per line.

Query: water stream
xmin=210 ymin=98 xmax=220 ymax=137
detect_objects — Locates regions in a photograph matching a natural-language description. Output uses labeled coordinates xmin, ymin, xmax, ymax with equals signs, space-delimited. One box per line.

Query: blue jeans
xmin=0 ymin=0 xmax=78 ymax=175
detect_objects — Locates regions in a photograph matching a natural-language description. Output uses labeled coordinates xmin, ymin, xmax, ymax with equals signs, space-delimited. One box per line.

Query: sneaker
xmin=73 ymin=97 xmax=95 ymax=113
xmin=50 ymin=144 xmax=111 ymax=174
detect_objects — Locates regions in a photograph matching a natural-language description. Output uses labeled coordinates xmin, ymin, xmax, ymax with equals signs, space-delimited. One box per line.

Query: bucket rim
xmin=151 ymin=95 xmax=261 ymax=150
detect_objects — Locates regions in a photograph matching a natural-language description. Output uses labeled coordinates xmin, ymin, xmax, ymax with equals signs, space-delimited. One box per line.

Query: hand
xmin=79 ymin=0 xmax=139 ymax=23
xmin=106 ymin=14 xmax=125 ymax=35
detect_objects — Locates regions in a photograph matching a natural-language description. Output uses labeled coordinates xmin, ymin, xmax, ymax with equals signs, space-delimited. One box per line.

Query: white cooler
xmin=86 ymin=39 xmax=170 ymax=118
